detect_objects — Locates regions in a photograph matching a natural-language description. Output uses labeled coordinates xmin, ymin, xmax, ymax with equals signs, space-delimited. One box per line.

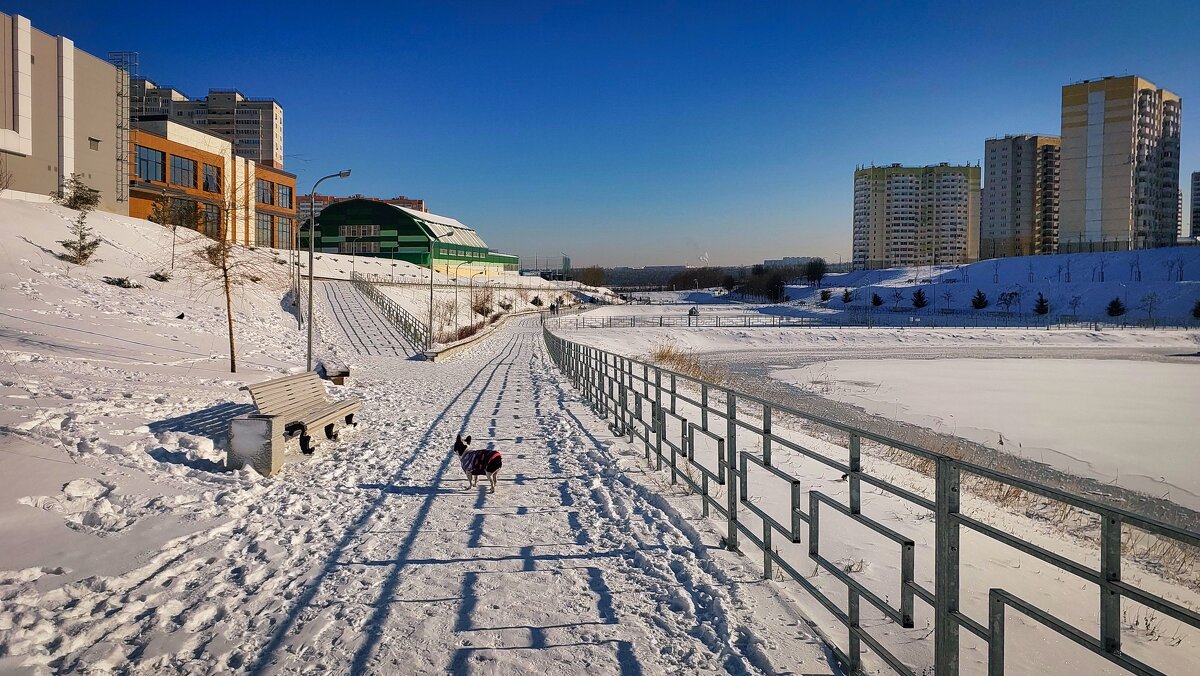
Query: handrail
xmin=544 ymin=312 xmax=1198 ymax=331
xmin=540 ymin=325 xmax=1199 ymax=675
xmin=349 ymin=271 xmax=430 ymax=349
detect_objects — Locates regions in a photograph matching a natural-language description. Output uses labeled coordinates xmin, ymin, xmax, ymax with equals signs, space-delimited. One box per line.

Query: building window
xmin=203 ymin=165 xmax=221 ymax=193
xmin=256 ymin=213 xmax=272 ymax=246
xmin=275 ymin=216 xmax=292 ymax=250
xmin=256 ymin=179 xmax=274 ymax=205
xmin=136 ymin=146 xmax=165 ymax=182
xmin=203 ymin=204 xmax=221 ymax=238
xmin=88 ymin=137 xmax=100 ymax=151
xmin=170 ymin=156 xmax=197 ymax=188
xmin=277 ymin=184 xmax=293 ymax=209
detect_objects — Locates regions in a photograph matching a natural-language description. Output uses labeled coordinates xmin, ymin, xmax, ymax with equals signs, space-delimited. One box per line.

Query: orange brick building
xmin=128 ymin=116 xmax=296 ymax=247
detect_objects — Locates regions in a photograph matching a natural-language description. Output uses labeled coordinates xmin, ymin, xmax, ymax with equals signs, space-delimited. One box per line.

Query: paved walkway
xmin=319 ymin=280 xmax=418 ymax=358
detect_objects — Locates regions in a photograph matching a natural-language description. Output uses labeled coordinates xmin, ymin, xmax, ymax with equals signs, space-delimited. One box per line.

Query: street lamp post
xmin=469 ymin=270 xmax=485 ymax=325
xmin=452 ymin=260 xmax=470 ymax=337
xmin=306 ymin=169 xmax=351 ymax=371
xmin=426 ymin=231 xmax=450 ymax=350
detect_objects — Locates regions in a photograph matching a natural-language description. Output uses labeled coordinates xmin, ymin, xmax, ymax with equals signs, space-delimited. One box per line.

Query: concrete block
xmin=228 ymin=414 xmax=286 ymax=477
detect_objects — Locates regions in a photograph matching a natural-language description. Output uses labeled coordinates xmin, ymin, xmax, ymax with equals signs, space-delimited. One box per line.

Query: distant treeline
xmin=601 ymin=259 xmax=828 ymax=302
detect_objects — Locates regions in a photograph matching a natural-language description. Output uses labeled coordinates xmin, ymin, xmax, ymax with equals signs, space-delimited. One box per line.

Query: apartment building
xmin=129 ymin=117 xmax=296 ymax=247
xmin=132 ymin=79 xmax=284 ymax=168
xmin=980 ymin=134 xmax=1061 ymax=258
xmin=852 ymin=163 xmax=980 ymax=269
xmin=1060 ymin=76 xmax=1182 ymax=252
xmin=1192 ymin=171 xmax=1199 ymax=238
xmin=0 ymin=12 xmax=127 ymax=214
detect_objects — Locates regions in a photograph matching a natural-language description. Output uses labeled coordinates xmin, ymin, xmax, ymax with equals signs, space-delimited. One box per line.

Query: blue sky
xmin=15 ymin=1 xmax=1199 ymax=266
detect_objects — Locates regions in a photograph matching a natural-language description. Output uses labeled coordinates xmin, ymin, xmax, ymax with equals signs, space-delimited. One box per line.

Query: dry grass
xmin=649 ymin=340 xmax=726 ymax=384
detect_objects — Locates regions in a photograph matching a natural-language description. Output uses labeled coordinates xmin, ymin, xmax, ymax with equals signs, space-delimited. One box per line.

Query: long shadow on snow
xmin=248 ymin=335 xmax=523 ymax=675
xmin=148 ymin=402 xmax=254 ymax=444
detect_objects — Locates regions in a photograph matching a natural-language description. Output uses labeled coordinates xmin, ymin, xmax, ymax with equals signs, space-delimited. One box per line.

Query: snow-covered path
xmin=2 ymin=316 xmax=832 ymax=674
xmin=318 ymin=280 xmax=418 ymax=358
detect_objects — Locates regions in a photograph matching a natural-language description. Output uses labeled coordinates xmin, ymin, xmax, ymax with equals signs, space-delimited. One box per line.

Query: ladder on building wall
xmin=107 ymin=51 xmax=138 ymax=205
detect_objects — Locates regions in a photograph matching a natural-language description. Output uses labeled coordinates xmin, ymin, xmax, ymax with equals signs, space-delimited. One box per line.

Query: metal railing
xmin=350 ymin=272 xmax=430 ymax=349
xmin=541 ymin=326 xmax=1199 ymax=675
xmin=544 ymin=312 xmax=1199 ymax=331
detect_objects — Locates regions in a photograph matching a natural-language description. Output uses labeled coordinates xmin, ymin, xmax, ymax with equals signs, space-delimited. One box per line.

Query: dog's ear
xmin=456 ymin=433 xmax=462 ymax=442
xmin=465 ymin=435 xmax=472 ymax=445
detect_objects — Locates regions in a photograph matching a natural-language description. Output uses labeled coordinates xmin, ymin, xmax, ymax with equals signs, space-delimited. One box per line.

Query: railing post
xmin=725 ymin=391 xmax=739 ymax=551
xmin=848 ymin=434 xmax=861 ymax=514
xmin=1100 ymin=514 xmax=1122 ymax=655
xmin=934 ymin=457 xmax=960 ymax=676
xmin=762 ymin=404 xmax=772 ymax=466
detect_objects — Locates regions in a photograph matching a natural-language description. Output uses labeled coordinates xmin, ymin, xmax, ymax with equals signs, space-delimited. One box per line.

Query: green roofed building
xmin=301 ymin=198 xmax=519 ymax=274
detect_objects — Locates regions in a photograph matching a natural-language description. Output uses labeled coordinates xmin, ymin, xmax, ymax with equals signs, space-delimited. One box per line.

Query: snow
xmin=774 ymin=358 xmax=1200 ymax=509
xmin=0 ymin=199 xmax=833 ymax=674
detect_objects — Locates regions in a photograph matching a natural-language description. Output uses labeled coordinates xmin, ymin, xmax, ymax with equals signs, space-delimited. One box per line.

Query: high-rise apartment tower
xmin=1060 ymin=76 xmax=1181 ymax=252
xmin=132 ymin=79 xmax=284 ymax=168
xmin=852 ymin=163 xmax=980 ymax=269
xmin=980 ymin=135 xmax=1060 ymax=258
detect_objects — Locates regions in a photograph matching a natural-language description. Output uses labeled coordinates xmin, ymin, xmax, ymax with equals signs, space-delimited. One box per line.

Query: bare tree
xmin=890 ymin=289 xmax=903 ymax=309
xmin=997 ymin=290 xmax=1020 ymax=314
xmin=0 ymin=156 xmax=13 ymax=193
xmin=1175 ymin=256 xmax=1186 ymax=282
xmin=1137 ymin=293 xmax=1159 ymax=326
xmin=190 ymin=181 xmax=270 ymax=373
xmin=992 ymin=260 xmax=1000 ymax=284
xmin=1068 ymin=295 xmax=1083 ymax=316
xmin=941 ymin=289 xmax=954 ymax=309
xmin=148 ymin=190 xmax=199 ymax=270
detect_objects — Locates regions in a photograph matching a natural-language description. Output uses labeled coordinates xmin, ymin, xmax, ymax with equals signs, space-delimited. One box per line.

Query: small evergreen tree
xmin=841 ymin=289 xmax=853 ymax=303
xmin=971 ymin=289 xmax=989 ymax=310
xmin=871 ymin=293 xmax=883 ymax=307
xmin=911 ymin=288 xmax=928 ymax=309
xmin=1193 ymin=299 xmax=1200 ymax=320
xmin=50 ymin=173 xmax=101 ymax=211
xmin=58 ymin=212 xmax=102 ymax=265
xmin=1105 ymin=297 xmax=1126 ymax=317
xmin=820 ymin=288 xmax=832 ymax=302
xmin=1034 ymin=292 xmax=1049 ymax=315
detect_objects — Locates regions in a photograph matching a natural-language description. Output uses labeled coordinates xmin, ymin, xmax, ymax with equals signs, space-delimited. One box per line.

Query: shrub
xmin=1034 ymin=292 xmax=1049 ymax=315
xmin=971 ymin=290 xmax=989 ymax=310
xmin=911 ymin=288 xmax=928 ymax=309
xmin=820 ymin=289 xmax=832 ymax=302
xmin=1193 ymin=299 xmax=1200 ymax=319
xmin=498 ymin=299 xmax=513 ymax=311
xmin=871 ymin=293 xmax=883 ymax=307
xmin=102 ymin=276 xmax=142 ymax=289
xmin=531 ymin=296 xmax=543 ymax=307
xmin=842 ymin=289 xmax=853 ymax=303
xmin=149 ymin=270 xmax=171 ymax=282
xmin=1106 ymin=297 xmax=1126 ymax=317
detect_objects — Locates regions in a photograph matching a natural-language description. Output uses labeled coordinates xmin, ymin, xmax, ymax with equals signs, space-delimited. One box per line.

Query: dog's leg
xmin=489 ymin=471 xmax=498 ymax=494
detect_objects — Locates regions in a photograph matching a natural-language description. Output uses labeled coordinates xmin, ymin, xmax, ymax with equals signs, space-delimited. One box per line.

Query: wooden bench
xmin=227 ymin=372 xmax=361 ymax=476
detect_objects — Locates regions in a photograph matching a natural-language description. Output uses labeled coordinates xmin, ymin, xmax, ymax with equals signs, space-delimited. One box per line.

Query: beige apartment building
xmin=0 ymin=12 xmax=127 ymax=214
xmin=1060 ymin=76 xmax=1182 ymax=252
xmin=980 ymin=134 xmax=1060 ymax=258
xmin=132 ymin=79 xmax=284 ymax=168
xmin=852 ymin=163 xmax=980 ymax=269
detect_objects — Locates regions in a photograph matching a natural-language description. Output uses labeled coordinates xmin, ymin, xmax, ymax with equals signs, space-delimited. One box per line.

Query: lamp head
xmin=337 ymin=169 xmax=352 ymax=178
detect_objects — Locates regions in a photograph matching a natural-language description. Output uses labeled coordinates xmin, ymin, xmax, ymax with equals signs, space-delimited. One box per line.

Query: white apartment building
xmin=853 ymin=163 xmax=980 ymax=269
xmin=132 ymin=79 xmax=284 ymax=168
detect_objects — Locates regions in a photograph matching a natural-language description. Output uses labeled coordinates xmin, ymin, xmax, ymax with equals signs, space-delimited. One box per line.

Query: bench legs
xmin=325 ymin=423 xmax=338 ymax=441
xmin=300 ymin=431 xmax=315 ymax=455
xmin=346 ymin=413 xmax=357 ymax=427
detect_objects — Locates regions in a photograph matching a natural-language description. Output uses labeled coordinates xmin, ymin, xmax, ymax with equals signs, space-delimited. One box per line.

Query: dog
xmin=454 ymin=434 xmax=503 ymax=493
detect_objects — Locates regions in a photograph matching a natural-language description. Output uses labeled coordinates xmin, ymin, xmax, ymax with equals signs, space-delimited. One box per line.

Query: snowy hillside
xmin=793 ymin=247 xmax=1200 ymax=324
